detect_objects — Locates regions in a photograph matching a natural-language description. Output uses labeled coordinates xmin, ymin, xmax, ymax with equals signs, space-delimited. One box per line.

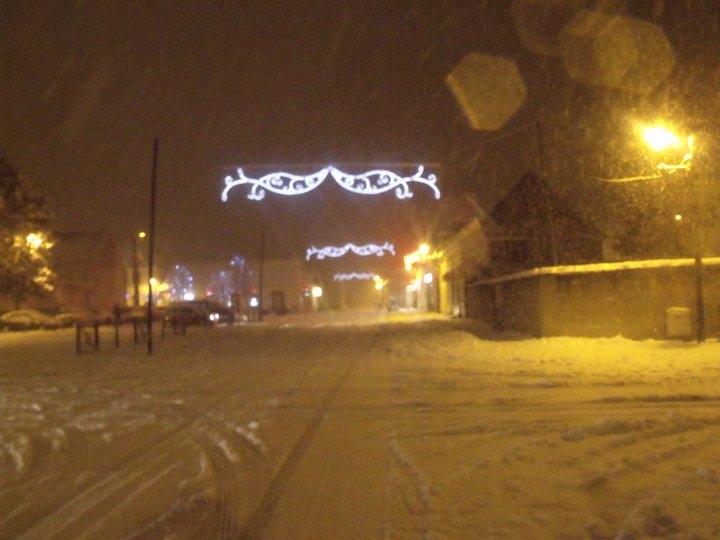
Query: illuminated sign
xmin=404 ymin=243 xmax=442 ymax=270
xmin=306 ymin=242 xmax=395 ymax=261
xmin=222 ymin=165 xmax=440 ymax=201
xmin=333 ymin=272 xmax=376 ymax=281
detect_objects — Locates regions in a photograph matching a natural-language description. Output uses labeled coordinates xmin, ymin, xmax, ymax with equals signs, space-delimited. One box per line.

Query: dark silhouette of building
xmin=50 ymin=231 xmax=127 ymax=312
xmin=489 ymin=172 xmax=605 ymax=273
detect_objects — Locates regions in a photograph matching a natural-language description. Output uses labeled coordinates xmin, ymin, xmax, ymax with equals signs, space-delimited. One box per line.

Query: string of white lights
xmin=306 ymin=242 xmax=396 ymax=261
xmin=333 ymin=272 xmax=376 ymax=281
xmin=222 ymin=165 xmax=440 ymax=201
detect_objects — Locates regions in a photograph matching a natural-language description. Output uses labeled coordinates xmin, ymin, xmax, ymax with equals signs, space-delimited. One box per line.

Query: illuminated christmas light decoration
xmin=221 ymin=165 xmax=440 ymax=201
xmin=333 ymin=272 xmax=376 ymax=282
xmin=306 ymin=242 xmax=396 ymax=261
xmin=327 ymin=166 xmax=440 ymax=200
xmin=222 ymin=168 xmax=330 ymax=201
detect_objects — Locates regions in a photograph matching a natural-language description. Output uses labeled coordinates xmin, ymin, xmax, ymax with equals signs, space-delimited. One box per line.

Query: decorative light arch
xmin=306 ymin=242 xmax=395 ymax=261
xmin=221 ymin=165 xmax=440 ymax=201
xmin=333 ymin=272 xmax=376 ymax=282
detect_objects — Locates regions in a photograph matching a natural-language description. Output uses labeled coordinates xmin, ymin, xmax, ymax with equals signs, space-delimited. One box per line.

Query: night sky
xmin=0 ymin=2 xmax=475 ymax=269
xmin=2 ymin=1 xmax=719 ymax=274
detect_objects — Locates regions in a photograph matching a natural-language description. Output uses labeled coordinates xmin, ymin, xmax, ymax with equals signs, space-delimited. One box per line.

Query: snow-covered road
xmin=2 ymin=312 xmax=720 ymax=539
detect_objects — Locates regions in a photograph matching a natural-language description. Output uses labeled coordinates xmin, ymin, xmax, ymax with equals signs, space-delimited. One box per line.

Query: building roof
xmin=440 ymin=218 xmax=491 ymax=278
xmin=544 ymin=173 xmax=684 ymax=237
xmin=471 ymin=256 xmax=720 ymax=286
xmin=492 ymin=172 xmax=594 ymax=229
xmin=489 ymin=170 xmax=688 ymax=240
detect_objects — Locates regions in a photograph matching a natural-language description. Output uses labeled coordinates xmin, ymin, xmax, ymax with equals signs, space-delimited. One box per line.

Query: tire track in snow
xmin=385 ymin=395 xmax=720 ymax=538
xmin=237 ymin=331 xmax=378 ymax=540
xmin=188 ymin=420 xmax=273 ymax=540
xmin=0 ymin=425 xmax=95 ymax=533
xmin=5 ymin=359 xmax=289 ymax=539
xmin=15 ymin=433 xmax=200 ymax=539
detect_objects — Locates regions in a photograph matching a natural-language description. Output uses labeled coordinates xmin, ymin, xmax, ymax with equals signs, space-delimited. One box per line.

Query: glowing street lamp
xmin=642 ymin=125 xmax=680 ymax=151
xmin=640 ymin=123 xmax=694 ymax=173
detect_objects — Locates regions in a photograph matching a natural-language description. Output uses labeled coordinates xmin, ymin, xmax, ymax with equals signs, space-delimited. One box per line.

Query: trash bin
xmin=666 ymin=307 xmax=692 ymax=338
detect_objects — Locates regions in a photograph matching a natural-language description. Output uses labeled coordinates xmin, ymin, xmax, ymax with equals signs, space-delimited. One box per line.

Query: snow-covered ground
xmin=1 ymin=311 xmax=720 ymax=539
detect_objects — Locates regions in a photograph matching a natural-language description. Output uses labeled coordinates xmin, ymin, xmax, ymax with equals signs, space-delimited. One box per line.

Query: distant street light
xmin=403 ymin=243 xmax=442 ymax=311
xmin=373 ymin=274 xmax=387 ymax=291
xmin=311 ymin=285 xmax=323 ymax=312
xmin=642 ymin=124 xmax=704 ymax=342
xmin=374 ymin=275 xmax=388 ymax=310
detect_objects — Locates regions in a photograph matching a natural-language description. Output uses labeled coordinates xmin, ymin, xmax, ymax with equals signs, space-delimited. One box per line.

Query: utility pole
xmin=536 ymin=120 xmax=559 ymax=266
xmin=258 ymin=229 xmax=265 ymax=321
xmin=694 ymin=255 xmax=705 ymax=342
xmin=132 ymin=234 xmax=140 ymax=306
xmin=147 ymin=138 xmax=158 ymax=355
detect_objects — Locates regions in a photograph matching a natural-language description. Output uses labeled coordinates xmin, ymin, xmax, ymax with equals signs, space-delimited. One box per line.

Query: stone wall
xmin=467 ymin=258 xmax=720 ymax=339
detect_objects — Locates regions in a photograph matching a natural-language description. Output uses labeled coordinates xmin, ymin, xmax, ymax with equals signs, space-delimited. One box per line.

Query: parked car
xmin=118 ymin=305 xmax=165 ymax=323
xmin=191 ymin=300 xmax=235 ymax=325
xmin=164 ymin=300 xmax=235 ymax=329
xmin=0 ymin=309 xmax=63 ymax=331
xmin=163 ymin=303 xmax=209 ymax=329
xmin=56 ymin=308 xmax=114 ymax=326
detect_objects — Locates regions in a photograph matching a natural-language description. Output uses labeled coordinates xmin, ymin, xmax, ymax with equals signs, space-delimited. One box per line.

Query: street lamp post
xmin=642 ymin=124 xmax=704 ymax=342
xmin=694 ymin=255 xmax=705 ymax=343
xmin=132 ymin=231 xmax=146 ymax=307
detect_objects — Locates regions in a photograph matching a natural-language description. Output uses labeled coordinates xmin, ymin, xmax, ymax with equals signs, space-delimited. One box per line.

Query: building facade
xmin=50 ymin=231 xmax=127 ymax=312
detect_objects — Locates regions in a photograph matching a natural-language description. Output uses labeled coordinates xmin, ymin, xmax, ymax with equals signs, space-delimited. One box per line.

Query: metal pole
xmin=690 ymin=159 xmax=704 ymax=343
xmin=132 ymin=234 xmax=140 ymax=306
xmin=147 ymin=138 xmax=158 ymax=355
xmin=536 ymin=120 xmax=559 ymax=266
xmin=258 ymin=229 xmax=265 ymax=321
xmin=695 ymin=255 xmax=705 ymax=342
